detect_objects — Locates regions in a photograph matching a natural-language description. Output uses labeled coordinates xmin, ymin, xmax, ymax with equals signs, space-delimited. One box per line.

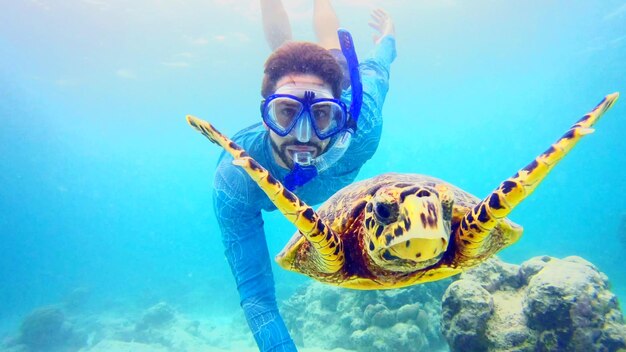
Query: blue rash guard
xmin=212 ymin=36 xmax=396 ymax=352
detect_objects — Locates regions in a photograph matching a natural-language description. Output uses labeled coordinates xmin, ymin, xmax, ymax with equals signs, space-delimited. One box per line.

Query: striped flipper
xmin=456 ymin=93 xmax=619 ymax=258
xmin=186 ymin=115 xmax=344 ymax=273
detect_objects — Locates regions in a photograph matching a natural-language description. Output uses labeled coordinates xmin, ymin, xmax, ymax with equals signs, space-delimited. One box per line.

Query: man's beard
xmin=269 ymin=138 xmax=323 ymax=169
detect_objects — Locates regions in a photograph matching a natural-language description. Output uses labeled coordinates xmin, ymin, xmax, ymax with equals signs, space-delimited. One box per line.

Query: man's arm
xmin=357 ymin=34 xmax=397 ymax=127
xmin=213 ymin=158 xmax=297 ymax=352
xmin=359 ymin=7 xmax=397 ymax=123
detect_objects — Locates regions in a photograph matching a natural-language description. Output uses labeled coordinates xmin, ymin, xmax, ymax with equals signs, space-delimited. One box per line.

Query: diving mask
xmin=261 ymin=90 xmax=348 ymax=141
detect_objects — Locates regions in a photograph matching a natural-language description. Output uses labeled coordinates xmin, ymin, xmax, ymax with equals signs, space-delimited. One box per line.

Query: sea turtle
xmin=187 ymin=93 xmax=618 ymax=289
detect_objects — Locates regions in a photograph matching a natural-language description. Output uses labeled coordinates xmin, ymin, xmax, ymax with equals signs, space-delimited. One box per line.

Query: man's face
xmin=266 ymin=74 xmax=333 ymax=169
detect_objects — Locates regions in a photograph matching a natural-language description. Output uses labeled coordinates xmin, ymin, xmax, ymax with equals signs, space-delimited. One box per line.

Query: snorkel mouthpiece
xmin=293 ymin=151 xmax=313 ymax=165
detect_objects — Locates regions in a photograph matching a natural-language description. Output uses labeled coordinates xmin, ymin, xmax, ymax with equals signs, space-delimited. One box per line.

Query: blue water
xmin=1 ymin=0 xmax=625 ymax=345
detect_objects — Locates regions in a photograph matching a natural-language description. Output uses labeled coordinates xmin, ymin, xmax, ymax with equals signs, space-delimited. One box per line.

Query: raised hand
xmin=369 ymin=8 xmax=395 ymax=44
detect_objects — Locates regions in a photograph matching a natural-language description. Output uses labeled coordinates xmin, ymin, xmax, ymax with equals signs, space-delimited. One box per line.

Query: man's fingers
xmin=373 ymin=8 xmax=388 ymax=20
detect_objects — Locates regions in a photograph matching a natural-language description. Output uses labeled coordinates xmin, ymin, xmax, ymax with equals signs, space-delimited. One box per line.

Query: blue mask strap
xmin=338 ymin=29 xmax=363 ymax=132
xmin=284 ymin=163 xmax=318 ymax=191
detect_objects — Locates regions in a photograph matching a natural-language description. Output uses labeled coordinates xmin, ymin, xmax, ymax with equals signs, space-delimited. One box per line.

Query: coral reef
xmin=0 ymin=301 xmax=256 ymax=352
xmin=5 ymin=256 xmax=624 ymax=352
xmin=282 ymin=280 xmax=450 ymax=352
xmin=441 ymin=256 xmax=626 ymax=352
xmin=77 ymin=301 xmax=257 ymax=351
xmin=5 ymin=305 xmax=86 ymax=352
xmin=95 ymin=302 xmax=220 ymax=350
xmin=135 ymin=302 xmax=177 ymax=331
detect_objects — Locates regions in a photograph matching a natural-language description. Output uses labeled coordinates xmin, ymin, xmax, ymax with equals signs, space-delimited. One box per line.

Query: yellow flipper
xmin=186 ymin=115 xmax=344 ymax=273
xmin=456 ymin=93 xmax=619 ymax=258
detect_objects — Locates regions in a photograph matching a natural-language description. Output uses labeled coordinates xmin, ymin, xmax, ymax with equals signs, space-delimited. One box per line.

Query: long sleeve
xmin=360 ymin=35 xmax=396 ymax=114
xmin=355 ymin=35 xmax=396 ymax=135
xmin=213 ymin=157 xmax=297 ymax=352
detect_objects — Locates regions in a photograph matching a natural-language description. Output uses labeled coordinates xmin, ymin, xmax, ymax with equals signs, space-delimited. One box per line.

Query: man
xmin=212 ymin=3 xmax=396 ymax=351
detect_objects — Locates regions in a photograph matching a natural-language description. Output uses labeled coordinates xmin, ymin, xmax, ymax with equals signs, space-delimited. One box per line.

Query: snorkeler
xmin=211 ymin=1 xmax=396 ymax=351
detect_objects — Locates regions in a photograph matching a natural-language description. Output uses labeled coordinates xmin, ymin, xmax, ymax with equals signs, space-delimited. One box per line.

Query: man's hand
xmin=369 ymin=8 xmax=395 ymax=44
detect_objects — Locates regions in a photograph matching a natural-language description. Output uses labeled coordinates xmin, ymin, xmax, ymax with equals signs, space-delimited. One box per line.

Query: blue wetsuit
xmin=212 ymin=36 xmax=396 ymax=352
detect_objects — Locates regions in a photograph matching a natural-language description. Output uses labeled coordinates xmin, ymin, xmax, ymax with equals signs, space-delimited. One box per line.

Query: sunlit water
xmin=1 ymin=0 xmax=625 ymax=349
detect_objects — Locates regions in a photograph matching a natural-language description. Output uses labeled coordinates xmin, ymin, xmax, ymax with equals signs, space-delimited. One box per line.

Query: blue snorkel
xmin=339 ymin=28 xmax=363 ymax=132
xmin=284 ymin=29 xmax=363 ymax=191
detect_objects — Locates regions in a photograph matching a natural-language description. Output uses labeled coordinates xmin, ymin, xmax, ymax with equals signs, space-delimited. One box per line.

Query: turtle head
xmin=363 ymin=185 xmax=453 ymax=272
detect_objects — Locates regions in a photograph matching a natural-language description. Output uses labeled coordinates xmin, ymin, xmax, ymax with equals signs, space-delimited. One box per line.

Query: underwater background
xmin=1 ymin=0 xmax=625 ymax=351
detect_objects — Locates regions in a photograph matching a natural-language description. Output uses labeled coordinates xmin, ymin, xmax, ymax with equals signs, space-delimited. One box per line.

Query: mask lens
xmin=311 ymin=101 xmax=346 ymax=136
xmin=265 ymin=97 xmax=304 ymax=133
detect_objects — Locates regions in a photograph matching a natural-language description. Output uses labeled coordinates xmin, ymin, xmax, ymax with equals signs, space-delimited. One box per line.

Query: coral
xmin=130 ymin=302 xmax=181 ymax=348
xmin=441 ymin=280 xmax=493 ymax=351
xmin=441 ymin=256 xmax=626 ymax=352
xmin=17 ymin=305 xmax=85 ymax=352
xmin=2 ymin=302 xmax=257 ymax=352
xmin=98 ymin=301 xmax=253 ymax=351
xmin=135 ymin=302 xmax=177 ymax=331
xmin=282 ymin=280 xmax=450 ymax=351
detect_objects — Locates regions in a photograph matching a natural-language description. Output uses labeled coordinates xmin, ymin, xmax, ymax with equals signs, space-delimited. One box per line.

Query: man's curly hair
xmin=261 ymin=41 xmax=343 ymax=98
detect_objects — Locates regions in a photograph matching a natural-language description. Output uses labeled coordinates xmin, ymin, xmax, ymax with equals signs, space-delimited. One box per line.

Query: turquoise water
xmin=1 ymin=0 xmax=625 ymax=349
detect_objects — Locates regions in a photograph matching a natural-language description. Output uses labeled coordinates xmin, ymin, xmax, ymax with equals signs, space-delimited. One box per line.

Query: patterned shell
xmin=277 ymin=173 xmax=522 ymax=289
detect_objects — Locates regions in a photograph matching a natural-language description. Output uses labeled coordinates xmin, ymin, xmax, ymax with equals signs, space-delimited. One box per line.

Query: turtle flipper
xmin=455 ymin=93 xmax=619 ymax=259
xmin=186 ymin=115 xmax=344 ymax=273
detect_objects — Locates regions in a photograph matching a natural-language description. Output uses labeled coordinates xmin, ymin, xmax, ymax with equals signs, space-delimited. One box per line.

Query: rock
xmin=460 ymin=257 xmax=521 ymax=291
xmin=349 ymin=324 xmax=426 ymax=352
xmin=441 ymin=280 xmax=493 ymax=351
xmin=17 ymin=305 xmax=86 ymax=352
xmin=283 ymin=280 xmax=450 ymax=351
xmin=519 ymin=256 xmax=552 ymax=285
xmin=441 ymin=256 xmax=626 ymax=351
xmin=523 ymin=256 xmax=622 ymax=350
xmin=372 ymin=307 xmax=395 ymax=328
xmin=396 ymin=303 xmax=420 ymax=322
xmin=135 ymin=302 xmax=177 ymax=331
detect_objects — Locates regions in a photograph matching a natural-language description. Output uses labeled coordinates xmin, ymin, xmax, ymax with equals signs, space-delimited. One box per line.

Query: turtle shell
xmin=276 ymin=173 xmax=523 ymax=289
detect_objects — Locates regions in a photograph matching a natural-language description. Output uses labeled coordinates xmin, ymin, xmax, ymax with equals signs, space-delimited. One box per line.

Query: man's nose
xmin=294 ymin=114 xmax=312 ymax=142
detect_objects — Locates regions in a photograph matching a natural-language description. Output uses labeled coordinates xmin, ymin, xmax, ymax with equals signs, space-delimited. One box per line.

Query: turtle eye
xmin=374 ymin=201 xmax=398 ymax=225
